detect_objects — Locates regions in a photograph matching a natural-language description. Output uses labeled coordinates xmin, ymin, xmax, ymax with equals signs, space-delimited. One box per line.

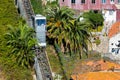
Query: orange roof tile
xmin=108 ymin=22 xmax=120 ymax=38
xmin=71 ymin=72 xmax=120 ymax=80
xmin=86 ymin=60 xmax=120 ymax=71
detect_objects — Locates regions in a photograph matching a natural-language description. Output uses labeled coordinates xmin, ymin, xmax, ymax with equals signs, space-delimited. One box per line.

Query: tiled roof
xmin=86 ymin=60 xmax=120 ymax=70
xmin=108 ymin=22 xmax=120 ymax=38
xmin=71 ymin=60 xmax=120 ymax=80
xmin=71 ymin=72 xmax=120 ymax=80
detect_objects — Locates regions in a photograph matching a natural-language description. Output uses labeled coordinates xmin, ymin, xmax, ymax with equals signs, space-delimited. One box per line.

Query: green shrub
xmin=0 ymin=0 xmax=33 ymax=79
xmin=95 ymin=39 xmax=101 ymax=45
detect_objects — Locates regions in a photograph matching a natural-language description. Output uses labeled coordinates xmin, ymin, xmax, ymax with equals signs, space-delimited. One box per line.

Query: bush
xmin=95 ymin=39 xmax=101 ymax=45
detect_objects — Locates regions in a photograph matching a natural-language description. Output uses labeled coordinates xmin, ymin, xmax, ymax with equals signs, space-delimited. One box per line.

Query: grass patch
xmin=46 ymin=45 xmax=102 ymax=79
xmin=0 ymin=0 xmax=33 ymax=79
xmin=46 ymin=45 xmax=62 ymax=73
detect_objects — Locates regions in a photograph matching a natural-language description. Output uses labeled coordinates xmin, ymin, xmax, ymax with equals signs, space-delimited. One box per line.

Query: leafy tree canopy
xmin=45 ymin=5 xmax=91 ymax=58
xmin=83 ymin=11 xmax=104 ymax=29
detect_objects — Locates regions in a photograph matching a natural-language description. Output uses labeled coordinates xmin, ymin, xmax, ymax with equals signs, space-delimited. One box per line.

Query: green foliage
xmin=94 ymin=39 xmax=101 ymax=45
xmin=45 ymin=5 xmax=91 ymax=59
xmin=83 ymin=11 xmax=104 ymax=29
xmin=0 ymin=0 xmax=19 ymax=26
xmin=46 ymin=0 xmax=59 ymax=8
xmin=90 ymin=26 xmax=103 ymax=32
xmin=46 ymin=45 xmax=62 ymax=73
xmin=30 ymin=0 xmax=44 ymax=14
xmin=4 ymin=23 xmax=37 ymax=68
xmin=54 ymin=44 xmax=68 ymax=80
xmin=0 ymin=0 xmax=33 ymax=79
xmin=45 ymin=6 xmax=92 ymax=79
xmin=0 ymin=56 xmax=33 ymax=80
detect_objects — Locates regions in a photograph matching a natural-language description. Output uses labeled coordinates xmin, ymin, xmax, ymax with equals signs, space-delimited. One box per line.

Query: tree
xmin=45 ymin=5 xmax=92 ymax=58
xmin=67 ymin=17 xmax=91 ymax=58
xmin=45 ymin=5 xmax=74 ymax=47
xmin=4 ymin=23 xmax=37 ymax=68
xmin=45 ymin=5 xmax=92 ymax=79
xmin=83 ymin=11 xmax=104 ymax=29
xmin=45 ymin=5 xmax=75 ymax=79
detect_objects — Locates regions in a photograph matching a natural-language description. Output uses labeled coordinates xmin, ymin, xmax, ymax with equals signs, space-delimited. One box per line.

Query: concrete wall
xmin=88 ymin=36 xmax=109 ymax=54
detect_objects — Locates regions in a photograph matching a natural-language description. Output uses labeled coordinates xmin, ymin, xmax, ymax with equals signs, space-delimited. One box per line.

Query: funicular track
xmin=15 ymin=0 xmax=53 ymax=80
xmin=23 ymin=0 xmax=34 ymax=27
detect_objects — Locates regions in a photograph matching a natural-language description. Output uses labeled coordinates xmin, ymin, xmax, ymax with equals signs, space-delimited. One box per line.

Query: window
xmin=109 ymin=10 xmax=113 ymax=15
xmin=111 ymin=48 xmax=115 ymax=52
xmin=92 ymin=0 xmax=95 ymax=4
xmin=111 ymin=0 xmax=114 ymax=2
xmin=111 ymin=48 xmax=120 ymax=54
xmin=71 ymin=0 xmax=75 ymax=3
xmin=118 ymin=0 xmax=120 ymax=3
xmin=110 ymin=0 xmax=114 ymax=4
xmin=115 ymin=48 xmax=119 ymax=54
xmin=110 ymin=0 xmax=114 ymax=3
xmin=102 ymin=0 xmax=106 ymax=3
xmin=111 ymin=43 xmax=114 ymax=45
xmin=36 ymin=19 xmax=46 ymax=26
xmin=81 ymin=0 xmax=85 ymax=4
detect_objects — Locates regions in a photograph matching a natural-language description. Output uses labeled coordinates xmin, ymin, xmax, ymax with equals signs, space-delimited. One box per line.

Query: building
xmin=60 ymin=0 xmax=120 ymax=11
xmin=108 ymin=22 xmax=120 ymax=55
xmin=59 ymin=0 xmax=120 ymax=22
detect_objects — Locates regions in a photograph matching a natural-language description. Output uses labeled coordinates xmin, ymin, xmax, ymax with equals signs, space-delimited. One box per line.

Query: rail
xmin=15 ymin=0 xmax=53 ymax=80
xmin=36 ymin=48 xmax=53 ymax=80
xmin=22 ymin=0 xmax=34 ymax=27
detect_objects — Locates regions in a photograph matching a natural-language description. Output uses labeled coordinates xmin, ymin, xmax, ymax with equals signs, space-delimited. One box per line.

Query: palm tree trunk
xmin=54 ymin=43 xmax=68 ymax=80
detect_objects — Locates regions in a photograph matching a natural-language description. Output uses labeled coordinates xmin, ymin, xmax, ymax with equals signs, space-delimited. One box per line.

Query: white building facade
xmin=109 ymin=33 xmax=120 ymax=55
xmin=102 ymin=10 xmax=116 ymax=22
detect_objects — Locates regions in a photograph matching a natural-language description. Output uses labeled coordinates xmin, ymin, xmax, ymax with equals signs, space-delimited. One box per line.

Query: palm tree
xmin=45 ymin=5 xmax=93 ymax=79
xmin=45 ymin=5 xmax=74 ymax=52
xmin=45 ymin=5 xmax=75 ymax=79
xmin=45 ymin=5 xmax=74 ymax=46
xmin=45 ymin=5 xmax=92 ymax=58
xmin=66 ymin=16 xmax=92 ymax=58
xmin=4 ymin=23 xmax=37 ymax=68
